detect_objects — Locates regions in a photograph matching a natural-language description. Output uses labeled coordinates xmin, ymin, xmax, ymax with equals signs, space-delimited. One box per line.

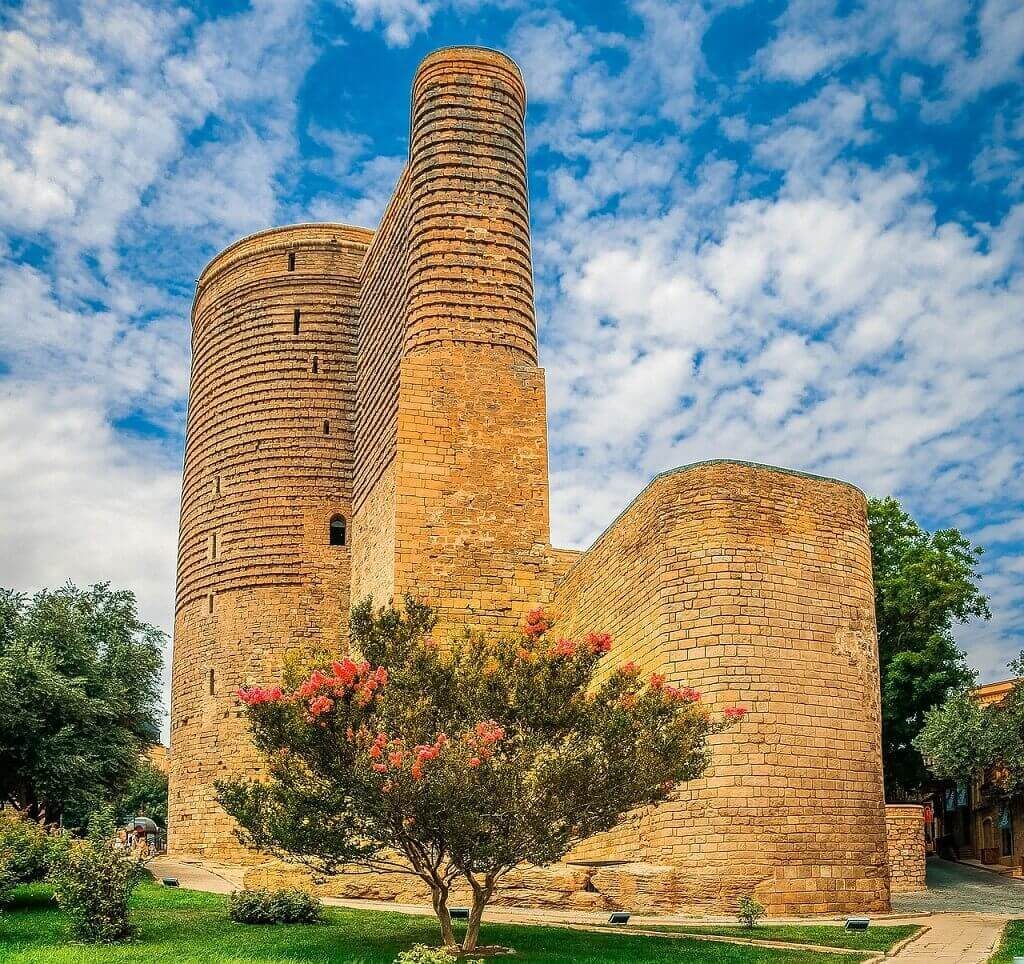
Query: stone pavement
xmin=894 ymin=857 xmax=1024 ymax=915
xmin=885 ymin=913 xmax=1004 ymax=963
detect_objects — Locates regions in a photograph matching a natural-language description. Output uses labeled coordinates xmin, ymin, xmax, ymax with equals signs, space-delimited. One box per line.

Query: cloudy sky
xmin=2 ymin=0 xmax=1022 ymax=735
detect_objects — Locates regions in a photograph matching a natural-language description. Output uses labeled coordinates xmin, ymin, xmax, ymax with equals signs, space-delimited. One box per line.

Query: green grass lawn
xmin=989 ymin=920 xmax=1024 ymax=963
xmin=610 ymin=922 xmax=920 ymax=952
xmin=0 ymin=881 xmax=873 ymax=964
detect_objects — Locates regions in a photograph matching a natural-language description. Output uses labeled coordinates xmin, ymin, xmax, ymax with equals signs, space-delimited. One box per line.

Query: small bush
xmin=228 ymin=887 xmax=322 ymax=924
xmin=0 ymin=808 xmax=58 ymax=906
xmin=737 ymin=894 xmax=766 ymax=928
xmin=47 ymin=808 xmax=145 ymax=943
xmin=394 ymin=946 xmax=459 ymax=963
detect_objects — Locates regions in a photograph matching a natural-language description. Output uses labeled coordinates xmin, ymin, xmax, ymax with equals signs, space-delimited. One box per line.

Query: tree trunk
xmin=430 ymin=882 xmax=457 ymax=949
xmin=461 ymin=874 xmax=496 ymax=953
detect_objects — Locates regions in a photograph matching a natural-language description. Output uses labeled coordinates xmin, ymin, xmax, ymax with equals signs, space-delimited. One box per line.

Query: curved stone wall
xmin=407 ymin=47 xmax=536 ymax=362
xmin=553 ymin=461 xmax=890 ymax=914
xmin=168 ymin=224 xmax=372 ymax=859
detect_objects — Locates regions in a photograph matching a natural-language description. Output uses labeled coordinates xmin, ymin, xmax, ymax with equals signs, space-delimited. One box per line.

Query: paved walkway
xmin=895 ymin=858 xmax=1024 ymax=916
xmin=149 ymin=856 xmax=1018 ymax=963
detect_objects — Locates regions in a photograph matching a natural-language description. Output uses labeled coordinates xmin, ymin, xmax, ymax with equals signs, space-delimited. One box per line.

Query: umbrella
xmin=131 ymin=817 xmax=160 ymax=833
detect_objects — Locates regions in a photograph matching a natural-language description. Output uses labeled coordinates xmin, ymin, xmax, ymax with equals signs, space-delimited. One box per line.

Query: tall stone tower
xmin=169 ymin=46 xmax=891 ymax=915
xmin=169 ymin=224 xmax=371 ymax=859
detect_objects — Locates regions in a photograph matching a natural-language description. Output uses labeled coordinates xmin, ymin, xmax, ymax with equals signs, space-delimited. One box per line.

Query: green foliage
xmin=0 ymin=808 xmax=57 ymax=905
xmin=0 ymin=878 xmax=867 ymax=963
xmin=113 ymin=759 xmax=168 ymax=828
xmin=737 ymin=895 xmax=766 ymax=928
xmin=917 ymin=659 xmax=1024 ymax=803
xmin=394 ymin=945 xmax=460 ymax=963
xmin=228 ymin=887 xmax=322 ymax=924
xmin=868 ymin=497 xmax=989 ymax=796
xmin=219 ymin=598 xmax=732 ymax=953
xmin=0 ymin=583 xmax=165 ymax=827
xmin=47 ymin=807 xmax=146 ymax=943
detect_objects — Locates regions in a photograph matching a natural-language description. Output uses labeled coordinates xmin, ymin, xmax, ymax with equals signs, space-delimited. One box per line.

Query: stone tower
xmin=169 ymin=224 xmax=371 ymax=858
xmin=169 ymin=46 xmax=891 ymax=913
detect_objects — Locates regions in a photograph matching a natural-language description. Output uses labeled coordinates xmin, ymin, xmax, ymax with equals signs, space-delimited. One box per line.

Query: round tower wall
xmin=168 ymin=224 xmax=372 ymax=860
xmin=406 ymin=47 xmax=537 ymax=361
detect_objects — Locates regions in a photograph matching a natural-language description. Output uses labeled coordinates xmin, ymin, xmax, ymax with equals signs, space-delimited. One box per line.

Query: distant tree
xmin=113 ymin=758 xmax=168 ymax=829
xmin=219 ymin=599 xmax=739 ymax=954
xmin=868 ymin=497 xmax=990 ymax=796
xmin=0 ymin=583 xmax=164 ymax=827
xmin=916 ymin=657 xmax=1024 ymax=805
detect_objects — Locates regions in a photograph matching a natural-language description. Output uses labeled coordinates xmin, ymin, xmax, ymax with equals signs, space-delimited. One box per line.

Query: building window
xmin=208 ymin=668 xmax=216 ymax=696
xmin=293 ymin=309 xmax=301 ymax=334
xmin=207 ymin=592 xmax=214 ymax=615
xmin=329 ymin=515 xmax=346 ymax=547
xmin=323 ymin=419 xmax=330 ymax=435
xmin=311 ymin=355 xmax=318 ymax=374
xmin=288 ymin=252 xmax=296 ymax=272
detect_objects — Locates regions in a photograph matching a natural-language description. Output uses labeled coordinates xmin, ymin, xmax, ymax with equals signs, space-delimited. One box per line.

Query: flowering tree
xmin=218 ymin=599 xmax=742 ymax=954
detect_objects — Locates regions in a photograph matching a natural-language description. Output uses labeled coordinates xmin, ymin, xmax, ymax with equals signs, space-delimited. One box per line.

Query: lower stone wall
xmin=886 ymin=804 xmax=926 ymax=893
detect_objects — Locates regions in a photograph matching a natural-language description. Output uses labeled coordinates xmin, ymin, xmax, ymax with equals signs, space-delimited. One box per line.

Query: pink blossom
xmin=649 ymin=674 xmax=666 ymax=691
xmin=308 ymin=695 xmax=334 ymax=717
xmin=552 ymin=637 xmax=577 ymax=657
xmin=723 ymin=706 xmax=747 ymax=720
xmin=585 ymin=632 xmax=612 ymax=654
xmin=237 ymin=685 xmax=283 ymax=706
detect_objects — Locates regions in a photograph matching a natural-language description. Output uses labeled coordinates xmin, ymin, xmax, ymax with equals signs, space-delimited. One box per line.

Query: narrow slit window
xmin=210 ymin=531 xmax=218 ymax=560
xmin=208 ymin=668 xmax=216 ymax=696
xmin=287 ymin=251 xmax=296 ymax=272
xmin=207 ymin=592 xmax=215 ymax=615
xmin=323 ymin=419 xmax=330 ymax=435
xmin=293 ymin=309 xmax=301 ymax=334
xmin=311 ymin=355 xmax=318 ymax=374
xmin=213 ymin=476 xmax=221 ymax=496
xmin=329 ymin=515 xmax=346 ymax=547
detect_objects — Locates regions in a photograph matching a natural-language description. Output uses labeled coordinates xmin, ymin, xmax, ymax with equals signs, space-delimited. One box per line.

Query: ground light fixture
xmin=449 ymin=908 xmax=470 ymax=920
xmin=608 ymin=912 xmax=631 ymax=925
xmin=845 ymin=918 xmax=870 ymax=930
xmin=161 ymin=878 xmax=179 ymax=887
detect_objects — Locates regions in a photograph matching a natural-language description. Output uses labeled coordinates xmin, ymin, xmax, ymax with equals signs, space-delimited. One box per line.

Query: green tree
xmin=868 ymin=497 xmax=990 ymax=796
xmin=0 ymin=583 xmax=164 ymax=827
xmin=219 ymin=599 xmax=737 ymax=954
xmin=916 ymin=656 xmax=1024 ymax=804
xmin=113 ymin=758 xmax=168 ymax=828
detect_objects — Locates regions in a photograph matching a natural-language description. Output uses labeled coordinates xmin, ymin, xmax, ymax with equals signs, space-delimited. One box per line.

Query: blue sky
xmin=1 ymin=0 xmax=1022 ymax=732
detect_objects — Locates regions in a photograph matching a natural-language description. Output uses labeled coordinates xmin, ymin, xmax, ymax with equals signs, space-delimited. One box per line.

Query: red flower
xmin=723 ymin=706 xmax=747 ymax=720
xmin=469 ymin=757 xmax=481 ymax=768
xmin=523 ymin=607 xmax=550 ymax=638
xmin=372 ymin=762 xmax=388 ymax=774
xmin=649 ymin=674 xmax=666 ymax=690
xmin=585 ymin=632 xmax=612 ymax=654
xmin=237 ymin=685 xmax=283 ymax=706
xmin=308 ymin=695 xmax=334 ymax=717
xmin=619 ymin=661 xmax=640 ymax=677
xmin=551 ymin=637 xmax=577 ymax=657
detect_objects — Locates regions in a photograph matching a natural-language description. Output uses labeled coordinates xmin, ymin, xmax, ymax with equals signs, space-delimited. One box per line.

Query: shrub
xmin=228 ymin=887 xmax=322 ymax=924
xmin=394 ymin=946 xmax=459 ymax=963
xmin=737 ymin=894 xmax=766 ymax=928
xmin=47 ymin=809 xmax=145 ymax=942
xmin=0 ymin=808 xmax=58 ymax=905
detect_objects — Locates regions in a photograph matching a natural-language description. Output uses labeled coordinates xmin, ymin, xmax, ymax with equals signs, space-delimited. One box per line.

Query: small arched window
xmin=287 ymin=252 xmax=296 ymax=272
xmin=329 ymin=515 xmax=346 ymax=547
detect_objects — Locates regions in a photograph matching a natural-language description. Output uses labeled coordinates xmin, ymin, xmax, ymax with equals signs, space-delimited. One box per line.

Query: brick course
xmin=168 ymin=46 xmax=891 ymax=912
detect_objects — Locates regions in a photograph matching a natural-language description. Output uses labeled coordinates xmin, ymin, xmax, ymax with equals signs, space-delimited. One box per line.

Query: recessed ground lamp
xmin=845 ymin=917 xmax=870 ymax=930
xmin=608 ymin=912 xmax=631 ymax=925
xmin=449 ymin=907 xmax=470 ymax=920
xmin=161 ymin=877 xmax=179 ymax=887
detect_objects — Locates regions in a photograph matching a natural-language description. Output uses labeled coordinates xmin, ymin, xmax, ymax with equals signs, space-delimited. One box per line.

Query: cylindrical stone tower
xmin=168 ymin=223 xmax=372 ymax=859
xmin=385 ymin=48 xmax=553 ymax=634
xmin=406 ymin=47 xmax=537 ymax=361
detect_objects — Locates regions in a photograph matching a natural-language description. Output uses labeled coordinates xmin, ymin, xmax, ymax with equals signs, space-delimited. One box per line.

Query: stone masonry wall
xmin=886 ymin=805 xmax=926 ymax=893
xmin=170 ymin=46 xmax=891 ymax=913
xmin=553 ymin=462 xmax=890 ymax=915
xmin=169 ymin=224 xmax=371 ymax=859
